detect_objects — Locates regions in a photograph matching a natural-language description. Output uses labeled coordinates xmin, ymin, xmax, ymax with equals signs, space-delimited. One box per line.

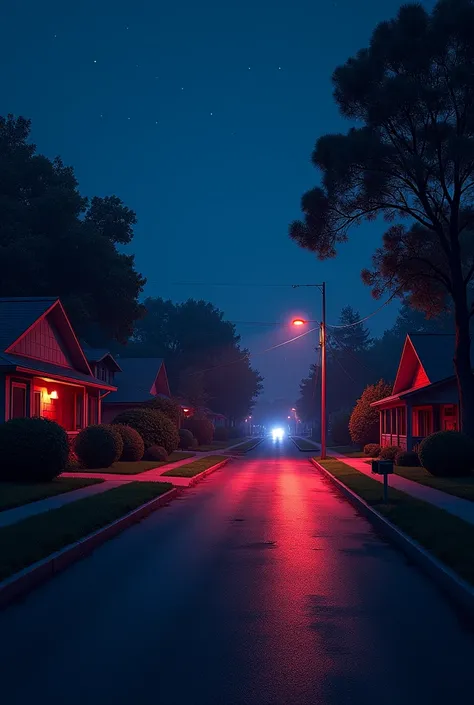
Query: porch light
xmin=183 ymin=407 xmax=190 ymax=413
xmin=50 ymin=390 xmax=58 ymax=399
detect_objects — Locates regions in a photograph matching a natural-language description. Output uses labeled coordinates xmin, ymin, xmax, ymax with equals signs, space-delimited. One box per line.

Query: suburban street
xmin=1 ymin=438 xmax=474 ymax=704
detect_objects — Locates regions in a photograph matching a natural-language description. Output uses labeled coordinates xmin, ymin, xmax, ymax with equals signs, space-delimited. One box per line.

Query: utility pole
xmin=320 ymin=282 xmax=327 ymax=460
xmin=291 ymin=281 xmax=327 ymax=460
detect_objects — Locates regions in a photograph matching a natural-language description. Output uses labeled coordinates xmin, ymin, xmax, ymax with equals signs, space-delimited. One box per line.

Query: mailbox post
xmin=371 ymin=459 xmax=394 ymax=503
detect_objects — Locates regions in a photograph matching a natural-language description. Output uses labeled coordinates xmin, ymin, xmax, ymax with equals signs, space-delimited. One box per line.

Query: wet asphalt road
xmin=1 ymin=438 xmax=474 ymax=704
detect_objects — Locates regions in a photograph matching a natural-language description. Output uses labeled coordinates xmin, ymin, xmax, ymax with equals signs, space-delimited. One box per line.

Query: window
xmin=398 ymin=407 xmax=406 ymax=435
xmin=33 ymin=391 xmax=41 ymax=417
xmin=416 ymin=409 xmax=432 ymax=437
xmin=384 ymin=409 xmax=392 ymax=433
xmin=11 ymin=383 xmax=27 ymax=418
xmin=88 ymin=395 xmax=98 ymax=425
xmin=75 ymin=393 xmax=84 ymax=430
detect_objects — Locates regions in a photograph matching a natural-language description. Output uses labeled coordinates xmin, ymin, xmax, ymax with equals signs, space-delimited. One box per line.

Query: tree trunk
xmin=452 ymin=285 xmax=474 ymax=437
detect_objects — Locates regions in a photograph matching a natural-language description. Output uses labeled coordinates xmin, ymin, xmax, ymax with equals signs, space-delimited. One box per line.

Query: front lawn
xmin=317 ymin=458 xmax=474 ymax=586
xmin=0 ymin=481 xmax=173 ymax=582
xmin=0 ymin=478 xmax=103 ymax=512
xmin=162 ymin=455 xmax=228 ymax=478
xmin=63 ymin=452 xmax=196 ymax=475
xmin=395 ymin=465 xmax=474 ymax=502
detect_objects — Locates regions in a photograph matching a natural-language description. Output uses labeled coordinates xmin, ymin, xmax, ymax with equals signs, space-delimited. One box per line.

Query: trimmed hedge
xmin=75 ymin=424 xmax=123 ymax=469
xmin=0 ymin=417 xmax=69 ymax=482
xmin=379 ymin=445 xmax=401 ymax=461
xmin=114 ymin=424 xmax=145 ymax=461
xmin=179 ymin=428 xmax=195 ymax=450
xmin=395 ymin=450 xmax=421 ymax=467
xmin=144 ymin=445 xmax=168 ymax=462
xmin=112 ymin=408 xmax=179 ymax=453
xmin=183 ymin=418 xmax=214 ymax=446
xmin=144 ymin=397 xmax=182 ymax=426
xmin=363 ymin=443 xmax=381 ymax=457
xmin=419 ymin=431 xmax=474 ymax=477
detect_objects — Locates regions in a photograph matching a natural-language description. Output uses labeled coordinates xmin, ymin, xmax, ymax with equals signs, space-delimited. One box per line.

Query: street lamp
xmin=291 ymin=282 xmax=327 ymax=460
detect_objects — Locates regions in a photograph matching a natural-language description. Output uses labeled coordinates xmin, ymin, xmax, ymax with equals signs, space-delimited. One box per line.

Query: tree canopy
xmin=0 ymin=114 xmax=145 ymax=342
xmin=289 ymin=0 xmax=474 ymax=434
xmin=122 ymin=297 xmax=263 ymax=420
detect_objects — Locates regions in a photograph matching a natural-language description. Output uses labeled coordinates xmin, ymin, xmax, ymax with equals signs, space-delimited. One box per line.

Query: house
xmin=0 ymin=297 xmax=117 ymax=434
xmin=371 ymin=333 xmax=467 ymax=451
xmin=101 ymin=357 xmax=170 ymax=423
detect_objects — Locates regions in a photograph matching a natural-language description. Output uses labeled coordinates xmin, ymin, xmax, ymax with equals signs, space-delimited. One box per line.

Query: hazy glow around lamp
xmin=50 ymin=390 xmax=58 ymax=399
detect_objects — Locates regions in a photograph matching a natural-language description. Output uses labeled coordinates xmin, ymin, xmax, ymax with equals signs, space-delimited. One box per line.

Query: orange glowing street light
xmin=290 ymin=282 xmax=327 ymax=460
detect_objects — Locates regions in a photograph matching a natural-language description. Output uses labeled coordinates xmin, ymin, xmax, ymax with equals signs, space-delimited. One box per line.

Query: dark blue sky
xmin=2 ymin=0 xmax=421 ymax=401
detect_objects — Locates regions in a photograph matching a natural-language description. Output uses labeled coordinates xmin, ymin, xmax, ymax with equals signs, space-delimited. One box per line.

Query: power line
xmin=184 ymin=325 xmax=319 ymax=375
xmin=170 ymin=282 xmax=305 ymax=288
xmin=326 ymin=290 xmax=400 ymax=329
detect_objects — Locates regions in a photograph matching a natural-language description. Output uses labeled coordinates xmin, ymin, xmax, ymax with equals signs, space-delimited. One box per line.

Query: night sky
xmin=2 ymin=0 xmax=419 ymax=402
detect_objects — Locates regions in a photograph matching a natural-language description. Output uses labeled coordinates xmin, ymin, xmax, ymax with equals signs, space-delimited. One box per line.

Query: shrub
xmin=179 ymin=428 xmax=195 ymax=450
xmin=214 ymin=427 xmax=229 ymax=442
xmin=75 ymin=424 xmax=123 ymax=469
xmin=330 ymin=411 xmax=351 ymax=446
xmin=0 ymin=417 xmax=69 ymax=481
xmin=114 ymin=424 xmax=144 ymax=461
xmin=419 ymin=431 xmax=474 ymax=477
xmin=379 ymin=445 xmax=401 ymax=461
xmin=395 ymin=450 xmax=421 ymax=467
xmin=363 ymin=443 xmax=381 ymax=457
xmin=144 ymin=445 xmax=168 ymax=462
xmin=144 ymin=397 xmax=182 ymax=426
xmin=183 ymin=418 xmax=214 ymax=445
xmin=349 ymin=380 xmax=392 ymax=446
xmin=112 ymin=408 xmax=179 ymax=453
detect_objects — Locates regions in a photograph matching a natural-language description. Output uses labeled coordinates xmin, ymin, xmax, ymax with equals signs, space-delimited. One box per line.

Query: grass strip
xmin=197 ymin=441 xmax=232 ymax=452
xmin=0 ymin=481 xmax=173 ymax=582
xmin=292 ymin=437 xmax=319 ymax=451
xmin=395 ymin=466 xmax=474 ymax=503
xmin=0 ymin=478 xmax=103 ymax=512
xmin=232 ymin=438 xmax=262 ymax=453
xmin=317 ymin=458 xmax=474 ymax=587
xmin=329 ymin=445 xmax=365 ymax=458
xmin=162 ymin=455 xmax=228 ymax=478
xmin=63 ymin=452 xmax=196 ymax=475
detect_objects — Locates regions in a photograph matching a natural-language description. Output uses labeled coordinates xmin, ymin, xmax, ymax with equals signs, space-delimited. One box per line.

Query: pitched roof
xmin=81 ymin=344 xmax=122 ymax=372
xmin=0 ymin=352 xmax=116 ymax=389
xmin=104 ymin=357 xmax=166 ymax=403
xmin=0 ymin=297 xmax=57 ymax=351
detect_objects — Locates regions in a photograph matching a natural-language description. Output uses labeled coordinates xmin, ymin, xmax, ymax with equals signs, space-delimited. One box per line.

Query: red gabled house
xmin=0 ymin=297 xmax=117 ymax=434
xmin=371 ymin=333 xmax=466 ymax=451
xmin=101 ymin=357 xmax=171 ymax=423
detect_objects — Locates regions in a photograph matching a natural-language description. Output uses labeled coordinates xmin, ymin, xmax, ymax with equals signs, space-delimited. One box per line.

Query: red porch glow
xmin=49 ymin=390 xmax=58 ymax=399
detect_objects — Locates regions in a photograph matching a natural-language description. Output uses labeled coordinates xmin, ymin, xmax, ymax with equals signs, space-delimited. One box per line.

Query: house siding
xmin=10 ymin=316 xmax=72 ymax=368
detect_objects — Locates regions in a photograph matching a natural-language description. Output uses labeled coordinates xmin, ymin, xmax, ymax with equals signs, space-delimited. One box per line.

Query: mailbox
xmin=371 ymin=459 xmax=394 ymax=475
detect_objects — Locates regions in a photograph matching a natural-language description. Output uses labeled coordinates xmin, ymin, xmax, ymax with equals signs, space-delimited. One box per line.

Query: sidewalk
xmin=296 ymin=436 xmax=474 ymax=526
xmin=0 ymin=480 xmax=125 ymax=529
xmin=330 ymin=454 xmax=474 ymax=526
xmin=61 ymin=441 xmax=248 ymax=484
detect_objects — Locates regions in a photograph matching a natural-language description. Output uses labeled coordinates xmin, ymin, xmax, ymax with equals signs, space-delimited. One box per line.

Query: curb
xmin=310 ymin=458 xmax=474 ymax=622
xmin=168 ymin=457 xmax=232 ymax=487
xmin=0 ymin=487 xmax=178 ymax=610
